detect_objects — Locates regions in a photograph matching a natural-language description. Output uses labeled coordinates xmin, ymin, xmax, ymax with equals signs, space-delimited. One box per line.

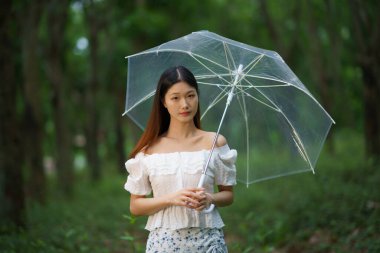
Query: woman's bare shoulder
xmin=143 ymin=137 xmax=166 ymax=155
xmin=199 ymin=130 xmax=227 ymax=147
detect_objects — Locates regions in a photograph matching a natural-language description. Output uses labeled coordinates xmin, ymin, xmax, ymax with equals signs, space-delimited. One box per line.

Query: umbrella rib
xmin=242 ymin=74 xmax=335 ymax=123
xmin=290 ymin=84 xmax=336 ymax=124
xmin=189 ymin=52 xmax=231 ymax=72
xmin=240 ymin=168 xmax=312 ymax=184
xmin=284 ymin=122 xmax=313 ymax=170
xmin=201 ymin=78 xmax=232 ymax=119
xmin=196 ymin=47 xmax=237 ymax=119
xmin=242 ymin=71 xmax=334 ymax=124
xmin=243 ymin=74 xmax=292 ymax=86
xmin=188 ymin=53 xmax=234 ymax=86
xmin=234 ymin=85 xmax=279 ymax=112
xmin=223 ymin=42 xmax=237 ymax=74
xmin=129 ymin=49 xmax=233 ymax=79
xmin=239 ymin=77 xmax=282 ymax=111
xmin=196 ymin=31 xmax=283 ymax=61
xmin=197 ymin=81 xmax=225 ymax=87
xmin=123 ymin=90 xmax=156 ymax=115
xmin=197 ymin=81 xmax=290 ymax=88
xmin=290 ymin=128 xmax=310 ymax=166
xmin=201 ymin=89 xmax=229 ymax=119
xmin=195 ymin=54 xmax=267 ymax=90
xmin=247 ymin=84 xmax=290 ymax=88
xmin=223 ymin=43 xmax=233 ymax=83
xmin=233 ymin=54 xmax=265 ymax=91
xmin=241 ymin=76 xmax=317 ymax=171
xmin=195 ymin=73 xmax=235 ymax=79
xmin=242 ymin=78 xmax=315 ymax=172
xmin=194 ymin=54 xmax=263 ymax=81
xmin=241 ymin=54 xmax=265 ymax=77
xmin=196 ymin=75 xmax=291 ymax=88
xmin=234 ymin=90 xmax=251 ymax=188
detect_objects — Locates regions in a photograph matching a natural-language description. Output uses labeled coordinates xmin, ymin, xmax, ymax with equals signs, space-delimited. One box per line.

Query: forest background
xmin=1 ymin=0 xmax=379 ymax=252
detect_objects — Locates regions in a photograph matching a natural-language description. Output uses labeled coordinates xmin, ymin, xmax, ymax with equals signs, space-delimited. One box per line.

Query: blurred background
xmin=0 ymin=0 xmax=379 ymax=252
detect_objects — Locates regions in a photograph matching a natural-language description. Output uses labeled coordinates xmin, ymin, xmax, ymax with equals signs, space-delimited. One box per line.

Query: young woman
xmin=124 ymin=66 xmax=237 ymax=252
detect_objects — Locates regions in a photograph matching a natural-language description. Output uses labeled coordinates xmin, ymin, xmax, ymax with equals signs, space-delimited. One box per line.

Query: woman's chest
xmin=143 ymin=152 xmax=215 ymax=193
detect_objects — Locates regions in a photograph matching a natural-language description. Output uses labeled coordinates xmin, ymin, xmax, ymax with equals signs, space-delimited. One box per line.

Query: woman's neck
xmin=165 ymin=121 xmax=198 ymax=140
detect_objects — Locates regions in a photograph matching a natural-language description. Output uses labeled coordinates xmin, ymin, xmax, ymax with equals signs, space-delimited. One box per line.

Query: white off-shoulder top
xmin=124 ymin=144 xmax=237 ymax=231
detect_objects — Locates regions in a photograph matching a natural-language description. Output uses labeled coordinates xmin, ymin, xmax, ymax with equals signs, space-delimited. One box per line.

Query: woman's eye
xmin=171 ymin=97 xmax=178 ymax=100
xmin=188 ymin=94 xmax=195 ymax=98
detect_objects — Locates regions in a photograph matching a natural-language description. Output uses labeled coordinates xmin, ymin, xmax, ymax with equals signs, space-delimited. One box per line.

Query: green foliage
xmin=2 ymin=0 xmax=379 ymax=252
xmin=26 ymin=0 xmax=369 ymax=167
xmin=1 ymin=130 xmax=379 ymax=252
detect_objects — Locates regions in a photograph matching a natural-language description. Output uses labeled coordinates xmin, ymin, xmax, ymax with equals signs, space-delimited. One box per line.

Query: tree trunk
xmin=324 ymin=0 xmax=343 ymax=152
xmin=22 ymin=1 xmax=46 ymax=204
xmin=258 ymin=0 xmax=285 ymax=55
xmin=258 ymin=0 xmax=301 ymax=65
xmin=116 ymin=92 xmax=126 ymax=174
xmin=349 ymin=0 xmax=380 ymax=160
xmin=305 ymin=1 xmax=335 ymax=152
xmin=362 ymin=66 xmax=380 ymax=158
xmin=45 ymin=0 xmax=74 ymax=196
xmin=84 ymin=0 xmax=101 ymax=181
xmin=0 ymin=0 xmax=26 ymax=228
xmin=100 ymin=0 xmax=128 ymax=174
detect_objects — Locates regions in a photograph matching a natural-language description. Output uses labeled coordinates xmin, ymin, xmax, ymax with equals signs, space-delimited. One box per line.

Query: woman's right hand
xmin=167 ymin=187 xmax=204 ymax=209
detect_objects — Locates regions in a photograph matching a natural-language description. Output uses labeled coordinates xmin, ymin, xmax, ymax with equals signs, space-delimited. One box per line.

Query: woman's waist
xmin=145 ymin=206 xmax=224 ymax=231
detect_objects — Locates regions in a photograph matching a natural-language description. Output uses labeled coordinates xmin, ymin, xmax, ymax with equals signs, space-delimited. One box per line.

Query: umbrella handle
xmin=198 ymin=174 xmax=215 ymax=213
xmin=202 ymin=204 xmax=215 ymax=213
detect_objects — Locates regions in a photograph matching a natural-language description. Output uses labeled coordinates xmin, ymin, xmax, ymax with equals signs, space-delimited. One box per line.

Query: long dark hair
xmin=129 ymin=66 xmax=201 ymax=158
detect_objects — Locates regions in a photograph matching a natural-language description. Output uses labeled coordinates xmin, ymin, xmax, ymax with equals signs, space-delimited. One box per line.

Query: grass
xmin=0 ymin=175 xmax=139 ymax=253
xmin=1 ymin=129 xmax=379 ymax=252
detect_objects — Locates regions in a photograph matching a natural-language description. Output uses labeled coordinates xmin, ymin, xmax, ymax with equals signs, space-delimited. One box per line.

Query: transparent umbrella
xmin=123 ymin=30 xmax=335 ymax=189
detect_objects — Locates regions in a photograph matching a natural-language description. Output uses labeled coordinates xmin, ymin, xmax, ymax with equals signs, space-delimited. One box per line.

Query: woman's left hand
xmin=193 ymin=189 xmax=214 ymax=211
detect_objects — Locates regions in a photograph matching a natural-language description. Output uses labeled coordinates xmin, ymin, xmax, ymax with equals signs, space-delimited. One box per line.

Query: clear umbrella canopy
xmin=124 ymin=30 xmax=335 ymax=186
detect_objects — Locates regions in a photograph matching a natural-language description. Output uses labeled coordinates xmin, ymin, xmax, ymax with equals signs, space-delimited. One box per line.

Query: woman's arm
xmin=130 ymin=187 xmax=204 ymax=216
xmin=211 ymin=185 xmax=234 ymax=207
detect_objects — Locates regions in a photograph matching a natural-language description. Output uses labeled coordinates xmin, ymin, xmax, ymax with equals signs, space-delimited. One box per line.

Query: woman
xmin=124 ymin=66 xmax=237 ymax=252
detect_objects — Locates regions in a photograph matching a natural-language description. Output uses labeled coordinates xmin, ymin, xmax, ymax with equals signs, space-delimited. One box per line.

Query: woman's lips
xmin=179 ymin=112 xmax=190 ymax=116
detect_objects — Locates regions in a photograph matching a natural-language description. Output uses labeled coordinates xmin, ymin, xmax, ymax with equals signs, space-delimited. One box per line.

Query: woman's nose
xmin=180 ymin=98 xmax=189 ymax=108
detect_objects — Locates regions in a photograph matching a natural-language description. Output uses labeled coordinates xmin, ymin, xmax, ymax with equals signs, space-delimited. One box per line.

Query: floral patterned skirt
xmin=146 ymin=227 xmax=228 ymax=253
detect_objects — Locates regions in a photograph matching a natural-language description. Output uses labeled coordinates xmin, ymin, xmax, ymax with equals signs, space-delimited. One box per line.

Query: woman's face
xmin=163 ymin=81 xmax=198 ymax=123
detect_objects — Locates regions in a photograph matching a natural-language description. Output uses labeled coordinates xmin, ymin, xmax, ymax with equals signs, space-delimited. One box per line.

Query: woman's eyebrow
xmin=169 ymin=90 xmax=196 ymax=95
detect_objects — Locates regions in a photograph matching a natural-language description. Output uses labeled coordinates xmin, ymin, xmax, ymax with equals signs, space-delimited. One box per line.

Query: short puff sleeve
xmin=212 ymin=145 xmax=237 ymax=186
xmin=124 ymin=153 xmax=152 ymax=195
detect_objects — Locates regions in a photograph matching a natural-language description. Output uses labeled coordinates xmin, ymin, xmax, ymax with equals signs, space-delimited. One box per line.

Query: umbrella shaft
xmin=200 ymin=64 xmax=243 ymax=183
xmin=227 ymin=64 xmax=243 ymax=105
